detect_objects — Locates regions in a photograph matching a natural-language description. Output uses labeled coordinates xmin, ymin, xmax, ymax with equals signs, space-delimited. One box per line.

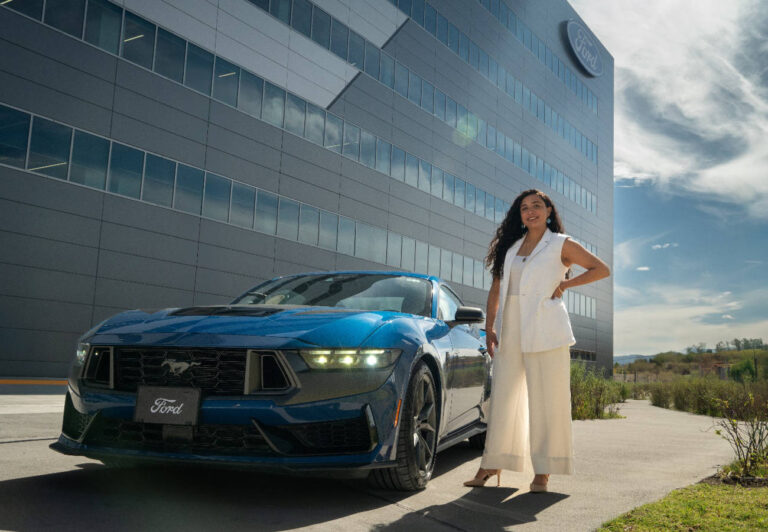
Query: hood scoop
xmin=169 ymin=305 xmax=305 ymax=317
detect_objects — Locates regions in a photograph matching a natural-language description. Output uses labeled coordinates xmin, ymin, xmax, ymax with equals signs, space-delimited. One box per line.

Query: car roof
xmin=272 ymin=270 xmax=443 ymax=284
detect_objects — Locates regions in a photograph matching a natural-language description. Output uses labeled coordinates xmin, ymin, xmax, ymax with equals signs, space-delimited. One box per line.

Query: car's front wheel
xmin=369 ymin=361 xmax=438 ymax=491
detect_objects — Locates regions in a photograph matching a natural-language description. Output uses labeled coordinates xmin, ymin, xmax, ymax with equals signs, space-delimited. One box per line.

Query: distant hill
xmin=614 ymin=354 xmax=656 ymax=365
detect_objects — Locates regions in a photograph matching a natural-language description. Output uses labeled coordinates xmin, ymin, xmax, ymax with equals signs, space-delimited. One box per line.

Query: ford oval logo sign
xmin=566 ymin=20 xmax=603 ymax=77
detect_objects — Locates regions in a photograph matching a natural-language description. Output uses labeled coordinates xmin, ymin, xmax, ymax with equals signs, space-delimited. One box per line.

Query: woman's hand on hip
xmin=550 ymin=281 xmax=568 ymax=299
xmin=485 ymin=329 xmax=498 ymax=358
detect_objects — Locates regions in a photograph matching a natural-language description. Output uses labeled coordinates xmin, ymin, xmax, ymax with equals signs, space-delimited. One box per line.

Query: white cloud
xmin=636 ymin=266 xmax=650 ymax=271
xmin=722 ymin=314 xmax=735 ymax=320
xmin=651 ymin=242 xmax=679 ymax=250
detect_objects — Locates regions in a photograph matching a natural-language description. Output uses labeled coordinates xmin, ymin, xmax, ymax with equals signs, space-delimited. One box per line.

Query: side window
xmin=438 ymin=286 xmax=461 ymax=321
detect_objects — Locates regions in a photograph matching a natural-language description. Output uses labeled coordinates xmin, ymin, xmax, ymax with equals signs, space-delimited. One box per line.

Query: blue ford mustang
xmin=51 ymin=271 xmax=490 ymax=490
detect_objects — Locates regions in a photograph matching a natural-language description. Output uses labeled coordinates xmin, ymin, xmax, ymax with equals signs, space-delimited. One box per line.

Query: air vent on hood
xmin=170 ymin=305 xmax=290 ymax=317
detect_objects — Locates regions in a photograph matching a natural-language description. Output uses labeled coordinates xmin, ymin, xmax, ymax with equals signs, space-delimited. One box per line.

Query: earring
xmin=521 ymin=223 xmax=525 ymax=229
xmin=546 ymin=217 xmax=551 ymax=224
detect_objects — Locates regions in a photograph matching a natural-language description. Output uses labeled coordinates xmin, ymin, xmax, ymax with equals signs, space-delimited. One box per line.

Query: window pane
xmin=430 ymin=166 xmax=443 ymax=197
xmin=421 ymin=80 xmax=434 ymax=114
xmin=311 ymin=7 xmax=331 ymax=49
xmin=495 ymin=197 xmax=504 ymax=222
xmin=428 ymin=245 xmax=440 ymax=276
xmin=202 ymin=173 xmax=231 ymax=222
xmin=153 ymin=29 xmax=185 ymax=83
xmin=211 ymin=57 xmax=240 ymax=106
xmin=412 ymin=0 xmax=425 ymax=25
xmin=6 ymin=0 xmax=43 ymax=19
xmin=439 ymin=248 xmax=452 ymax=280
xmin=284 ymin=93 xmax=306 ymax=135
xmin=305 ymin=102 xmax=325 ymax=144
xmin=457 ymin=104 xmax=467 ymax=134
xmin=84 ymin=0 xmax=121 ymax=54
xmin=238 ymin=71 xmax=263 ymax=117
xmin=348 ymin=31 xmax=365 ymax=69
xmin=475 ymin=188 xmax=485 ymax=216
xmin=474 ymin=260 xmax=483 ymax=289
xmin=402 ymin=237 xmax=415 ymax=271
xmin=185 ymin=44 xmax=213 ymax=95
xmin=448 ymin=23 xmax=459 ymax=53
xmin=434 ymin=90 xmax=446 ymax=121
xmin=442 ymin=172 xmax=454 ymax=203
xmin=394 ymin=62 xmax=408 ymax=98
xmin=121 ymin=13 xmax=155 ymax=70
xmin=376 ymin=139 xmax=391 ymax=175
xmin=324 ymin=113 xmax=342 ymax=152
xmin=463 ymin=256 xmax=473 ymax=286
xmin=436 ymin=14 xmax=448 ymax=45
xmin=454 ymin=178 xmax=465 ymax=208
xmin=337 ymin=216 xmax=355 ymax=255
xmin=446 ymin=98 xmax=457 ymax=127
xmin=330 ymin=19 xmax=348 ymax=59
xmin=291 ymin=0 xmax=312 ymax=37
xmin=458 ymin=32 xmax=469 ymax=61
xmin=379 ymin=52 xmax=394 ymax=88
xmin=318 ymin=211 xmax=338 ymax=250
xmin=342 ymin=122 xmax=360 ymax=160
xmin=44 ymin=0 xmax=85 ymax=38
xmin=174 ymin=164 xmax=204 ymax=214
xmin=398 ymin=0 xmax=412 ymax=16
xmin=408 ymin=72 xmax=421 ymax=106
xmin=107 ymin=143 xmax=143 ymax=198
xmin=469 ymin=41 xmax=479 ymax=69
xmin=386 ymin=232 xmax=402 ymax=268
xmin=424 ymin=3 xmax=436 ymax=35
xmin=262 ymin=82 xmax=286 ymax=127
xmin=229 ymin=182 xmax=255 ymax=228
xmin=485 ymin=193 xmax=495 ymax=220
xmin=465 ymin=182 xmax=475 ymax=212
xmin=355 ymin=223 xmax=386 ymax=263
xmin=255 ymin=190 xmax=278 ymax=234
xmin=415 ymin=241 xmax=428 ymax=274
xmin=269 ymin=0 xmax=291 ymax=24
xmin=276 ymin=197 xmax=299 ymax=240
xmin=360 ymin=131 xmax=375 ymax=167
xmin=405 ymin=153 xmax=418 ymax=187
xmin=390 ymin=147 xmax=405 ymax=181
xmin=418 ymin=160 xmax=431 ymax=192
xmin=0 ymin=106 xmax=30 ymax=168
xmin=70 ymin=131 xmax=109 ymax=189
xmin=298 ymin=204 xmax=319 ymax=245
xmin=28 ymin=117 xmax=71 ymax=179
xmin=364 ymin=41 xmax=379 ymax=78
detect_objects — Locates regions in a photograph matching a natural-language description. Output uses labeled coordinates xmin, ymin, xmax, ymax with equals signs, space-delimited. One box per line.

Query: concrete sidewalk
xmin=0 ymin=394 xmax=735 ymax=531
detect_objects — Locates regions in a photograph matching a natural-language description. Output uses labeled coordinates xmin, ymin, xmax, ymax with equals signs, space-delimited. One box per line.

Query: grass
xmin=599 ymin=483 xmax=768 ymax=531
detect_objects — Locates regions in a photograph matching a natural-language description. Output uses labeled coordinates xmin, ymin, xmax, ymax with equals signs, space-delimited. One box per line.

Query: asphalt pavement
xmin=0 ymin=390 xmax=734 ymax=531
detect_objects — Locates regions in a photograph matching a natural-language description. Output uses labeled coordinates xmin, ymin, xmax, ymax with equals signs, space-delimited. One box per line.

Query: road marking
xmin=0 ymin=379 xmax=67 ymax=385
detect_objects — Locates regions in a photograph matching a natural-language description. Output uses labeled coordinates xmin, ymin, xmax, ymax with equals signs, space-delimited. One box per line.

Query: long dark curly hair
xmin=485 ymin=189 xmax=566 ymax=279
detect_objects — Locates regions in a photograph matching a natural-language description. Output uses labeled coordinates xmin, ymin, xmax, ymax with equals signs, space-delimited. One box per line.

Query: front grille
xmin=283 ymin=416 xmax=372 ymax=453
xmin=114 ymin=347 xmax=247 ymax=395
xmin=86 ymin=417 xmax=272 ymax=456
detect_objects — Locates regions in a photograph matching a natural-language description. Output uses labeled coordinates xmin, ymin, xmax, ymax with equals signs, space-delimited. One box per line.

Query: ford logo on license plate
xmin=134 ymin=385 xmax=201 ymax=426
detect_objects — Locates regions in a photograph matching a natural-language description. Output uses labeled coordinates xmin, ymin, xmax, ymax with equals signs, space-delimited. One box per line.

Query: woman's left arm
xmin=551 ymin=239 xmax=610 ymax=298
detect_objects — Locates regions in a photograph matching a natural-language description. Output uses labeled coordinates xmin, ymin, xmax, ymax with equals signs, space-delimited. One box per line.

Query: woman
xmin=464 ymin=189 xmax=610 ymax=491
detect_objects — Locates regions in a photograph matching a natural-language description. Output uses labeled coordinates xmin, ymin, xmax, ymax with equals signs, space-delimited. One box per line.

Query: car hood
xmin=86 ymin=305 xmax=411 ymax=349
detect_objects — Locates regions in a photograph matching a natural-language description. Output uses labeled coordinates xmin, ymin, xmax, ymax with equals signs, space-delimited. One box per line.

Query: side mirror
xmin=448 ymin=306 xmax=485 ymax=327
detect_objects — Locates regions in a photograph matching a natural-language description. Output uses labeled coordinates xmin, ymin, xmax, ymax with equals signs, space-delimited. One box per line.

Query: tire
xmin=369 ymin=361 xmax=438 ymax=491
xmin=468 ymin=431 xmax=486 ymax=450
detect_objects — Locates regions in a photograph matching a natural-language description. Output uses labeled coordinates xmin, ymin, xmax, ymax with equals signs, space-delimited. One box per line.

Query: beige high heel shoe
xmin=529 ymin=474 xmax=550 ymax=493
xmin=463 ymin=468 xmax=502 ymax=487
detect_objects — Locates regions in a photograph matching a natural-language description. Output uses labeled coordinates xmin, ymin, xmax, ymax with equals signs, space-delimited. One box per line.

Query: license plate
xmin=134 ymin=386 xmax=200 ymax=426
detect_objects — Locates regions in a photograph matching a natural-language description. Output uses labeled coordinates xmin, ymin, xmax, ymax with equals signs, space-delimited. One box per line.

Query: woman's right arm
xmin=485 ymin=276 xmax=501 ymax=357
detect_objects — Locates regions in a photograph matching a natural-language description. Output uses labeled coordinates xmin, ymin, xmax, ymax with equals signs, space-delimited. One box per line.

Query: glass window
xmin=495 ymin=197 xmax=504 ymax=223
xmin=402 ymin=237 xmax=416 ymax=272
xmin=408 ymin=72 xmax=421 ymax=106
xmin=412 ymin=0 xmax=425 ymax=25
xmin=418 ymin=160 xmax=431 ymax=192
xmin=304 ymin=102 xmax=325 ymax=145
xmin=440 ymin=249 xmax=452 ymax=281
xmin=487 ymin=125 xmax=496 ymax=151
xmin=430 ymin=166 xmax=443 ymax=198
xmin=386 ymin=232 xmax=402 ymax=268
xmin=270 ymin=0 xmax=291 ymax=24
xmin=107 ymin=143 xmax=143 ymax=198
xmin=337 ymin=216 xmax=355 ymax=255
xmin=463 ymin=256 xmax=473 ymax=286
xmin=284 ymin=93 xmax=306 ymax=136
xmin=467 ymin=113 xmax=478 ymax=140
xmin=348 ymin=31 xmax=365 ymax=69
xmin=405 ymin=153 xmax=418 ymax=188
xmin=324 ymin=113 xmax=343 ymax=153
xmin=311 ymin=7 xmax=331 ymax=48
xmin=469 ymin=41 xmax=479 ymax=69
xmin=364 ymin=41 xmax=379 ymax=78
xmin=70 ymin=131 xmax=109 ymax=190
xmin=379 ymin=52 xmax=394 ymax=88
xmin=434 ymin=90 xmax=446 ymax=121
xmin=318 ymin=211 xmax=338 ymax=250
xmin=394 ymin=62 xmax=409 ymax=98
xmin=291 ymin=0 xmax=312 ymax=37
xmin=415 ymin=241 xmax=428 ymax=274
xmin=154 ymin=29 xmax=185 ymax=83
xmin=84 ymin=0 xmax=121 ymax=54
xmin=5 ymin=0 xmax=43 ymax=19
xmin=238 ymin=71 xmax=263 ymax=117
xmin=121 ymin=13 xmax=155 ymax=69
xmin=355 ymin=223 xmax=386 ymax=263
xmin=376 ymin=139 xmax=391 ymax=175
xmin=174 ymin=164 xmax=204 ymax=214
xmin=452 ymin=252 xmax=463 ymax=283
xmin=185 ymin=44 xmax=214 ymax=95
xmin=465 ymin=182 xmax=475 ymax=213
xmin=255 ymin=190 xmax=278 ymax=234
xmin=448 ymin=23 xmax=459 ymax=53
xmin=342 ymin=122 xmax=360 ymax=161
xmin=44 ymin=0 xmax=85 ymax=38
xmin=454 ymin=178 xmax=465 ymax=208
xmin=458 ymin=32 xmax=469 ymax=61
xmin=424 ymin=3 xmax=437 ymax=35
xmin=330 ymin=19 xmax=348 ymax=60
xmin=421 ymin=80 xmax=434 ymax=114
xmin=0 ymin=106 xmax=30 ymax=169
xmin=484 ymin=193 xmax=494 ymax=221
xmin=475 ymin=188 xmax=485 ymax=217
xmin=428 ymin=245 xmax=440 ymax=277
xmin=298 ymin=204 xmax=319 ymax=245
xmin=457 ymin=104 xmax=467 ymax=134
xmin=442 ymin=172 xmax=454 ymax=203
xmin=474 ymin=260 xmax=483 ymax=289
xmin=276 ymin=197 xmax=300 ymax=240
xmin=213 ymin=57 xmax=239 ymax=106
xmin=28 ymin=117 xmax=71 ymax=180
xmin=436 ymin=13 xmax=448 ymax=45
xmin=398 ymin=0 xmax=412 ymax=16
xmin=141 ymin=154 xmax=176 ymax=207
xmin=202 ymin=173 xmax=231 ymax=222
xmin=390 ymin=147 xmax=405 ymax=181
xmin=478 ymin=49 xmax=489 ymax=77
xmin=230 ymin=182 xmax=255 ymax=228
xmin=262 ymin=82 xmax=285 ymax=127
xmin=445 ymin=98 xmax=457 ymax=128
xmin=359 ymin=131 xmax=376 ymax=168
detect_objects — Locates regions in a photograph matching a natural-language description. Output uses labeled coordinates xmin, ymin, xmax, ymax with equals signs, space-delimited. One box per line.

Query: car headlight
xmin=75 ymin=343 xmax=90 ymax=366
xmin=300 ymin=348 xmax=401 ymax=370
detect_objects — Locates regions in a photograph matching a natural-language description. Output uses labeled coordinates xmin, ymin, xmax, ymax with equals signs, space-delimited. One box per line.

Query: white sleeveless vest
xmin=493 ymin=228 xmax=576 ymax=353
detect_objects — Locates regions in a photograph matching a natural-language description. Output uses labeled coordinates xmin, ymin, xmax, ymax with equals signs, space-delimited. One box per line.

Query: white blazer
xmin=493 ymin=228 xmax=576 ymax=353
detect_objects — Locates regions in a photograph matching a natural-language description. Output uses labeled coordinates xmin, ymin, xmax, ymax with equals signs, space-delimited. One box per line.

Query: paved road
xmin=0 ymin=396 xmax=733 ymax=531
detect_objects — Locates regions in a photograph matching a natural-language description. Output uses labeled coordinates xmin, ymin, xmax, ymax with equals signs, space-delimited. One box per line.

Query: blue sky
xmin=571 ymin=1 xmax=768 ymax=355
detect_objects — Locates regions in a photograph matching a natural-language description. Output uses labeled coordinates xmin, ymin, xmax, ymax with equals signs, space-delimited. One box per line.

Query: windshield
xmin=231 ymin=274 xmax=433 ymax=317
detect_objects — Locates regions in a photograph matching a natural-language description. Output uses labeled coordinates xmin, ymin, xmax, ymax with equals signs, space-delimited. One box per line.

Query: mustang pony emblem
xmin=161 ymin=360 xmax=201 ymax=376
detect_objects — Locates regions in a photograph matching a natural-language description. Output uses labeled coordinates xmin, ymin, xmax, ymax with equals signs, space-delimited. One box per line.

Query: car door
xmin=438 ymin=285 xmax=487 ymax=434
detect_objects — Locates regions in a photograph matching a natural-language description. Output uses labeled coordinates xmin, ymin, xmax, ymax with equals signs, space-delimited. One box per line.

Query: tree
xmin=730 ymin=359 xmax=756 ymax=383
xmin=733 ymin=338 xmax=742 ymax=351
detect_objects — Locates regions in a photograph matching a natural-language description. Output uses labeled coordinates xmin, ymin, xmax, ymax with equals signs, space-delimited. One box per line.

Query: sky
xmin=570 ymin=1 xmax=768 ymax=355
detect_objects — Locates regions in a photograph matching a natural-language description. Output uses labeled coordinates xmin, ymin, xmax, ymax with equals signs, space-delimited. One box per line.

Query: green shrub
xmin=570 ymin=363 xmax=623 ymax=420
xmin=649 ymin=382 xmax=672 ymax=409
